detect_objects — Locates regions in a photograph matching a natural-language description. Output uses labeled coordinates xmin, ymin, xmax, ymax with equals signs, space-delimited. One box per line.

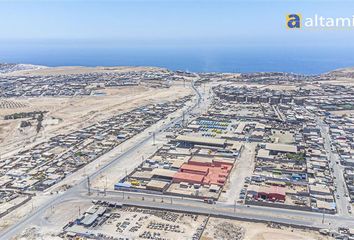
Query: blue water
xmin=1 ymin=43 xmax=354 ymax=74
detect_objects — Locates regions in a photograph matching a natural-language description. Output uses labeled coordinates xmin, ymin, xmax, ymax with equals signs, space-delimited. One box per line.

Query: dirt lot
xmin=90 ymin=206 xmax=207 ymax=239
xmin=327 ymin=110 xmax=354 ymax=116
xmin=15 ymin=204 xmax=208 ymax=240
xmin=4 ymin=66 xmax=166 ymax=76
xmin=270 ymin=130 xmax=295 ymax=144
xmin=11 ymin=199 xmax=93 ymax=240
xmin=202 ymin=218 xmax=332 ymax=240
xmin=320 ymin=67 xmax=354 ymax=86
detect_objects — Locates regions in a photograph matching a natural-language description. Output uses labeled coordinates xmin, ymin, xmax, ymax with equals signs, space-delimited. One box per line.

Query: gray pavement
xmin=318 ymin=119 xmax=352 ymax=217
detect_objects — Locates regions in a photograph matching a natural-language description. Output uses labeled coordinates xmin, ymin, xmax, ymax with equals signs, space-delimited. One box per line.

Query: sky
xmin=0 ymin=0 xmax=354 ymax=47
xmin=0 ymin=0 xmax=354 ymax=73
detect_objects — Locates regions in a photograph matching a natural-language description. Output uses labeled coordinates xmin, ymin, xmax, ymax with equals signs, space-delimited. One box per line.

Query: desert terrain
xmin=0 ymin=66 xmax=192 ymax=157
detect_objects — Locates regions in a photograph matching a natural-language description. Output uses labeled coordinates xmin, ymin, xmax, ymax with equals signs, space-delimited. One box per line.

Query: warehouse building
xmin=247 ymin=185 xmax=286 ymax=202
xmin=173 ymin=172 xmax=204 ymax=185
xmin=173 ymin=163 xmax=232 ymax=186
xmin=264 ymin=143 xmax=298 ymax=154
xmin=174 ymin=135 xmax=227 ymax=148
xmin=146 ymin=180 xmax=169 ymax=191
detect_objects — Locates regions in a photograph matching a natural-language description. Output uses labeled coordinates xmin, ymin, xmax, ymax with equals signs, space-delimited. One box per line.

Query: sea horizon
xmin=1 ymin=43 xmax=354 ymax=75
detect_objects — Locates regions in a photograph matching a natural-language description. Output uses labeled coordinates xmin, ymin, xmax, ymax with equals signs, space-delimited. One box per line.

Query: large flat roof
xmin=257 ymin=185 xmax=286 ymax=196
xmin=171 ymin=159 xmax=186 ymax=168
xmin=151 ymin=168 xmax=176 ymax=178
xmin=146 ymin=180 xmax=168 ymax=189
xmin=235 ymin=122 xmax=246 ymax=134
xmin=175 ymin=135 xmax=226 ymax=146
xmin=173 ymin=172 xmax=204 ymax=182
xmin=189 ymin=156 xmax=213 ymax=164
xmin=181 ymin=164 xmax=209 ymax=174
xmin=257 ymin=149 xmax=274 ymax=159
xmin=231 ymin=141 xmax=243 ymax=151
xmin=131 ymin=171 xmax=153 ymax=180
xmin=265 ymin=143 xmax=298 ymax=153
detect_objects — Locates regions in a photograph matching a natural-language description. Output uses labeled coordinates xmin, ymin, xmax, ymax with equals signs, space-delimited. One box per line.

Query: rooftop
xmin=265 ymin=143 xmax=298 ymax=153
xmin=175 ymin=135 xmax=226 ymax=146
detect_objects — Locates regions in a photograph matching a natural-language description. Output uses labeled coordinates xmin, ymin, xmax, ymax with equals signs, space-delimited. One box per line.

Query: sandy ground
xmin=14 ymin=203 xmax=207 ymax=240
xmin=0 ymin=84 xmax=192 ymax=157
xmin=3 ymin=66 xmax=167 ymax=76
xmin=318 ymin=78 xmax=354 ymax=86
xmin=327 ymin=110 xmax=354 ymax=116
xmin=320 ymin=67 xmax=354 ymax=86
xmin=15 ymin=210 xmax=333 ymax=240
xmin=11 ymin=199 xmax=92 ymax=240
xmin=270 ymin=130 xmax=295 ymax=144
xmin=202 ymin=218 xmax=331 ymax=240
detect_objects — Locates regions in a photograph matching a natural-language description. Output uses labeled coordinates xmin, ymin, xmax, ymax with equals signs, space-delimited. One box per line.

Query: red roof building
xmin=180 ymin=164 xmax=209 ymax=175
xmin=256 ymin=186 xmax=286 ymax=202
xmin=173 ymin=172 xmax=204 ymax=184
xmin=175 ymin=163 xmax=232 ymax=186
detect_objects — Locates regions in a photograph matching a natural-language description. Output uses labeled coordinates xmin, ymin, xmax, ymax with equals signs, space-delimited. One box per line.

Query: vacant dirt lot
xmin=202 ymin=218 xmax=331 ymax=240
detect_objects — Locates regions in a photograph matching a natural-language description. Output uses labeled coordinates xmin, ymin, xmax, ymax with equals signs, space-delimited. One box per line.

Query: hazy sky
xmin=1 ymin=0 xmax=354 ymax=48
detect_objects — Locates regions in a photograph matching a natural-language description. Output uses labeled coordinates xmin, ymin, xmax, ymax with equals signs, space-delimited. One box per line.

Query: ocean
xmin=1 ymin=43 xmax=353 ymax=75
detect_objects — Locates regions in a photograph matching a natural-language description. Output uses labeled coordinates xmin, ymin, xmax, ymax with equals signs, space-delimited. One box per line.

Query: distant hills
xmin=0 ymin=63 xmax=47 ymax=74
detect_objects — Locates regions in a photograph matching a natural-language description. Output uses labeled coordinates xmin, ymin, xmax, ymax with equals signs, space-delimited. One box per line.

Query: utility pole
xmin=152 ymin=132 xmax=156 ymax=145
xmin=105 ymin=176 xmax=107 ymax=195
xmin=87 ymin=176 xmax=91 ymax=196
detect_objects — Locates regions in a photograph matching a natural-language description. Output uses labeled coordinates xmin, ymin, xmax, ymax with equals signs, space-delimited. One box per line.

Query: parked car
xmin=203 ymin=199 xmax=215 ymax=204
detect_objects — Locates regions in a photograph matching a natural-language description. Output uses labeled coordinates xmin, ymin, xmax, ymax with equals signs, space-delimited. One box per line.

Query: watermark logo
xmin=286 ymin=13 xmax=354 ymax=30
xmin=286 ymin=14 xmax=301 ymax=29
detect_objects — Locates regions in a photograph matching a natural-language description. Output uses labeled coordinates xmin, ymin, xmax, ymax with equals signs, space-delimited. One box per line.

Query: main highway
xmin=88 ymin=189 xmax=354 ymax=229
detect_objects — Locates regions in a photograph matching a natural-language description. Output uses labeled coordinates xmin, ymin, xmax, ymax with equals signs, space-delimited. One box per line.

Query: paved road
xmin=0 ymin=79 xmax=203 ymax=240
xmin=74 ymin=188 xmax=354 ymax=230
xmin=318 ymin=118 xmax=352 ymax=216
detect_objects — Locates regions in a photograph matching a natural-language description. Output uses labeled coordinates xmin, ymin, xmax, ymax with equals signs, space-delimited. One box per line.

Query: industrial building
xmin=173 ymin=135 xmax=227 ymax=148
xmin=248 ymin=185 xmax=286 ymax=202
